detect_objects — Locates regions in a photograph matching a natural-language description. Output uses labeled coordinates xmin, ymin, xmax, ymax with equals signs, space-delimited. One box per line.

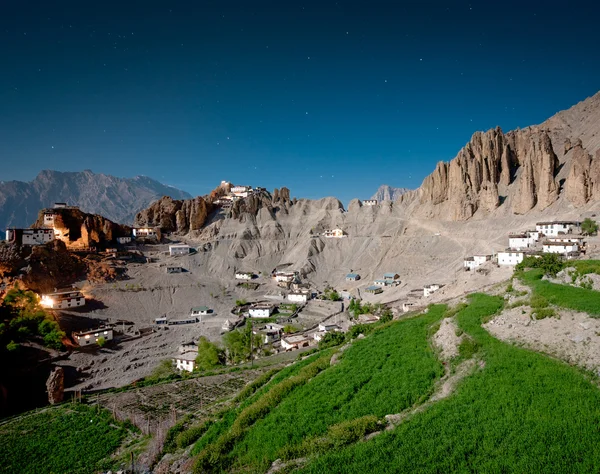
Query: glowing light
xmin=40 ymin=295 xmax=55 ymax=308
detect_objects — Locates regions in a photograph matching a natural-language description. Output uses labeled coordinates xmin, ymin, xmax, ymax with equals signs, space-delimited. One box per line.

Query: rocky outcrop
xmin=564 ymin=146 xmax=600 ymax=206
xmin=418 ymin=127 xmax=560 ymax=219
xmin=46 ymin=367 xmax=64 ymax=404
xmin=134 ymin=196 xmax=211 ymax=233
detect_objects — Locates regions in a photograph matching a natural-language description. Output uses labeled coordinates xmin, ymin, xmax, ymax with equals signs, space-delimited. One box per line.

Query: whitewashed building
xmin=536 ymin=221 xmax=581 ymax=237
xmin=169 ymin=244 xmax=191 ymax=256
xmin=231 ymin=185 xmax=251 ymax=198
xmin=362 ymin=200 xmax=378 ymax=206
xmin=235 ymin=272 xmax=254 ymax=280
xmin=424 ymin=284 xmax=441 ymax=298
xmin=508 ymin=233 xmax=531 ymax=250
xmin=281 ymin=335 xmax=310 ymax=351
xmin=497 ymin=250 xmax=525 ymax=266
xmin=117 ymin=236 xmax=132 ymax=244
xmin=319 ymin=322 xmax=340 ymax=332
xmin=190 ymin=306 xmax=210 ymax=317
xmin=274 ymin=271 xmax=298 ymax=283
xmin=133 ymin=227 xmax=158 ymax=239
xmin=43 ymin=211 xmax=56 ymax=226
xmin=547 ymin=236 xmax=584 ymax=245
xmin=174 ymin=352 xmax=197 ymax=372
xmin=527 ymin=230 xmax=541 ymax=241
xmin=249 ymin=303 xmax=276 ymax=318
xmin=6 ymin=228 xmax=55 ymax=246
xmin=40 ymin=289 xmax=85 ymax=309
xmin=322 ymin=228 xmax=346 ymax=238
xmin=73 ymin=326 xmax=113 ymax=346
xmin=288 ymin=290 xmax=310 ymax=303
xmin=543 ymin=242 xmax=579 ymax=254
xmin=463 ymin=255 xmax=492 ymax=271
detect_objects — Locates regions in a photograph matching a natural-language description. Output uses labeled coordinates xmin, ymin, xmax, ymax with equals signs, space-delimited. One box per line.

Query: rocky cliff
xmin=415 ymin=91 xmax=600 ymax=220
xmin=0 ymin=169 xmax=191 ymax=229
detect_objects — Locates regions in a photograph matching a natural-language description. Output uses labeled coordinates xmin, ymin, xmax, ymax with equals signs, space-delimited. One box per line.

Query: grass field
xmin=520 ymin=268 xmax=600 ymax=316
xmin=300 ymin=294 xmax=600 ymax=473
xmin=0 ymin=404 xmax=130 ymax=474
xmin=191 ymin=305 xmax=447 ymax=472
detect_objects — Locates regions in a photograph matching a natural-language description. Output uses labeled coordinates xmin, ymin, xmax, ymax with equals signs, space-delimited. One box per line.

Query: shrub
xmin=97 ymin=336 xmax=106 ymax=348
xmin=581 ymin=217 xmax=599 ymax=236
xmin=516 ymin=254 xmax=564 ymax=277
xmin=318 ymin=331 xmax=345 ymax=349
xmin=531 ymin=307 xmax=556 ymax=320
xmin=458 ymin=337 xmax=481 ymax=359
xmin=176 ymin=421 xmax=211 ymax=449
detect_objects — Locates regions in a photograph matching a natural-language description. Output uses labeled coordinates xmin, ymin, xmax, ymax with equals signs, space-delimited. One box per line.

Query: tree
xmin=582 ymin=218 xmax=599 ymax=236
xmin=283 ymin=324 xmax=297 ymax=334
xmin=516 ymin=254 xmax=564 ymax=277
xmin=195 ymin=336 xmax=224 ymax=371
xmin=97 ymin=337 xmax=106 ymax=348
xmin=328 ymin=291 xmax=341 ymax=302
xmin=222 ymin=321 xmax=261 ymax=364
xmin=379 ymin=309 xmax=393 ymax=323
xmin=318 ymin=331 xmax=345 ymax=349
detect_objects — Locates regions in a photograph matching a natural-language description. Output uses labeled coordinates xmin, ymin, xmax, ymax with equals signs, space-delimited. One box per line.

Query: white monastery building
xmin=5 ymin=228 xmax=55 ymax=246
xmin=497 ymin=250 xmax=525 ymax=266
xmin=536 ymin=221 xmax=581 ymax=237
xmin=133 ymin=227 xmax=158 ymax=239
xmin=362 ymin=200 xmax=378 ymax=206
xmin=508 ymin=233 xmax=532 ymax=250
xmin=542 ymin=242 xmax=579 ymax=254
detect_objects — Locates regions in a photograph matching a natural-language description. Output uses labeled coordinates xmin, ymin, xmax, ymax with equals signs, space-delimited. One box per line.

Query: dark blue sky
xmin=1 ymin=1 xmax=599 ymax=203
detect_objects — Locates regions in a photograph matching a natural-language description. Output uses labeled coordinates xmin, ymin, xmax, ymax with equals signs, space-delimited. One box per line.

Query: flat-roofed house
xmin=362 ymin=200 xmax=378 ymax=206
xmin=365 ymin=285 xmax=383 ymax=294
xmin=542 ymin=242 xmax=579 ymax=254
xmin=166 ymin=266 xmax=183 ymax=274
xmin=508 ymin=233 xmax=531 ymax=250
xmin=133 ymin=227 xmax=158 ymax=239
xmin=173 ymin=352 xmax=197 ymax=372
xmin=383 ymin=273 xmax=400 ymax=281
xmin=288 ymin=290 xmax=310 ymax=303
xmin=41 ymin=289 xmax=85 ymax=309
xmin=424 ymin=284 xmax=441 ymax=298
xmin=346 ymin=273 xmax=360 ymax=281
xmin=322 ymin=228 xmax=346 ymax=238
xmin=235 ymin=271 xmax=254 ymax=280
xmin=249 ymin=303 xmax=276 ymax=318
xmin=281 ymin=334 xmax=310 ymax=351
xmin=73 ymin=326 xmax=113 ymax=346
xmin=190 ymin=306 xmax=210 ymax=317
xmin=6 ymin=228 xmax=55 ymax=246
xmin=497 ymin=250 xmax=525 ymax=266
xmin=169 ymin=244 xmax=191 ymax=256
xmin=463 ymin=255 xmax=492 ymax=271
xmin=536 ymin=221 xmax=581 ymax=237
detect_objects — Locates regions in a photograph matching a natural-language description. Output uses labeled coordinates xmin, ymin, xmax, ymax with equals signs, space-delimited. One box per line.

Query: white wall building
xmin=543 ymin=242 xmax=579 ymax=254
xmin=117 ymin=236 xmax=132 ymax=244
xmin=231 ymin=185 xmax=251 ymax=198
xmin=169 ymin=244 xmax=191 ymax=256
xmin=322 ymin=228 xmax=346 ymax=238
xmin=274 ymin=271 xmax=298 ymax=283
xmin=73 ymin=327 xmax=113 ymax=346
xmin=497 ymin=250 xmax=525 ymax=266
xmin=235 ymin=272 xmax=254 ymax=280
xmin=536 ymin=221 xmax=581 ymax=237
xmin=190 ymin=306 xmax=210 ymax=317
xmin=424 ymin=284 xmax=441 ymax=298
xmin=249 ymin=304 xmax=275 ymax=318
xmin=6 ymin=228 xmax=55 ymax=245
xmin=508 ymin=234 xmax=531 ymax=250
xmin=362 ymin=200 xmax=378 ymax=206
xmin=174 ymin=352 xmax=197 ymax=372
xmin=281 ymin=335 xmax=310 ymax=350
xmin=41 ymin=289 xmax=86 ymax=309
xmin=547 ymin=236 xmax=584 ymax=245
xmin=527 ymin=230 xmax=541 ymax=241
xmin=463 ymin=255 xmax=491 ymax=271
xmin=133 ymin=227 xmax=157 ymax=239
xmin=288 ymin=291 xmax=309 ymax=303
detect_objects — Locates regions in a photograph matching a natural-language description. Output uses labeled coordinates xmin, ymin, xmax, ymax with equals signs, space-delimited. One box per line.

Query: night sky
xmin=1 ymin=1 xmax=599 ymax=203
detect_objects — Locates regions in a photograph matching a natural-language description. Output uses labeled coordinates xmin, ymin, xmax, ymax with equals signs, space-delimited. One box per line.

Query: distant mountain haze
xmin=0 ymin=170 xmax=191 ymax=228
xmin=371 ymin=185 xmax=412 ymax=201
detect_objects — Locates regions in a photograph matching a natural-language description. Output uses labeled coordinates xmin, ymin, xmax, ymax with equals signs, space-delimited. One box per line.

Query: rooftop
xmin=73 ymin=326 xmax=111 ymax=336
xmin=283 ymin=335 xmax=309 ymax=344
xmin=174 ymin=352 xmax=197 ymax=362
xmin=365 ymin=285 xmax=382 ymax=291
xmin=191 ymin=306 xmax=210 ymax=312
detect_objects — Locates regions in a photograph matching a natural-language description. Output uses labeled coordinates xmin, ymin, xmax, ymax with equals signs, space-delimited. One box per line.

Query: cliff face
xmin=134 ymin=196 xmax=212 ymax=233
xmin=416 ymin=91 xmax=600 ymax=220
xmin=370 ymin=185 xmax=411 ymax=202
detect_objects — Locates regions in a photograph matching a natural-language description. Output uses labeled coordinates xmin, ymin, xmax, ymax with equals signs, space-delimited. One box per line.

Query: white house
xmin=402 ymin=302 xmax=420 ymax=313
xmin=424 ymin=284 xmax=441 ymax=298
xmin=362 ymin=200 xmax=378 ymax=206
xmin=527 ymin=230 xmax=541 ymax=242
xmin=322 ymin=228 xmax=346 ymax=238
xmin=54 ymin=202 xmax=67 ymax=209
xmin=43 ymin=211 xmax=56 ymax=227
xmin=281 ymin=335 xmax=310 ymax=351
xmin=179 ymin=341 xmax=197 ymax=353
xmin=133 ymin=227 xmax=158 ymax=239
xmin=265 ymin=323 xmax=284 ymax=332
xmin=547 ymin=236 xmax=584 ymax=245
xmin=190 ymin=306 xmax=210 ymax=317
xmin=288 ymin=290 xmax=309 ymax=303
xmin=463 ymin=255 xmax=491 ymax=271
xmin=231 ymin=185 xmax=251 ymax=198
xmin=169 ymin=244 xmax=191 ymax=256
xmin=313 ymin=331 xmax=327 ymax=342
xmin=173 ymin=352 xmax=197 ymax=372
xmin=319 ymin=322 xmax=340 ymax=332
xmin=6 ymin=228 xmax=55 ymax=246
xmin=249 ymin=303 xmax=276 ymax=318
xmin=117 ymin=236 xmax=132 ymax=244
xmin=543 ymin=242 xmax=579 ymax=254
xmin=274 ymin=271 xmax=298 ymax=283
xmin=73 ymin=326 xmax=113 ymax=346
xmin=166 ymin=266 xmax=183 ymax=274
xmin=235 ymin=272 xmax=254 ymax=280
xmin=383 ymin=273 xmax=400 ymax=281
xmin=536 ymin=221 xmax=581 ymax=237
xmin=497 ymin=250 xmax=525 ymax=266
xmin=40 ymin=289 xmax=85 ymax=309
xmin=508 ymin=234 xmax=531 ymax=250
xmin=346 ymin=273 xmax=361 ymax=281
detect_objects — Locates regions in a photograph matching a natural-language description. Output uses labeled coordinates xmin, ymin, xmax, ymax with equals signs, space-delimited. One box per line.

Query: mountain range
xmin=370 ymin=185 xmax=411 ymax=201
xmin=0 ymin=170 xmax=191 ymax=229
